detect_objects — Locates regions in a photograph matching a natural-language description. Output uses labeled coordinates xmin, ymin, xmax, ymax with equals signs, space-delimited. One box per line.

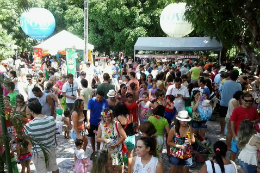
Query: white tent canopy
xmin=35 ymin=30 xmax=94 ymax=55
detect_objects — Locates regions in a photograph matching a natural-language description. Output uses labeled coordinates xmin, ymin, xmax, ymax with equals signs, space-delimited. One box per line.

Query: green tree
xmin=177 ymin=0 xmax=260 ymax=63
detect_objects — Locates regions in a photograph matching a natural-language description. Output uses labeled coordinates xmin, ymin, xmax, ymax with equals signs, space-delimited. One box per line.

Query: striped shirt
xmin=24 ymin=115 xmax=56 ymax=152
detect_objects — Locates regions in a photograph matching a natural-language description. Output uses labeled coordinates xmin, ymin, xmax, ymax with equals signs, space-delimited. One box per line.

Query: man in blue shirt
xmin=86 ymin=90 xmax=108 ymax=152
xmin=219 ymin=70 xmax=242 ymax=134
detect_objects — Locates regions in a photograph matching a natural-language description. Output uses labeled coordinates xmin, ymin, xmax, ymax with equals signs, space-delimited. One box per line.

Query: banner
xmin=75 ymin=50 xmax=84 ymax=72
xmin=66 ymin=48 xmax=76 ymax=76
xmin=33 ymin=48 xmax=43 ymax=70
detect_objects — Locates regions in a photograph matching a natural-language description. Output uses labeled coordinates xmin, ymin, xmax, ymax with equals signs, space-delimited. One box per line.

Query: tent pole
xmin=84 ymin=0 xmax=89 ymax=63
xmin=134 ymin=49 xmax=135 ymax=62
xmin=219 ymin=51 xmax=222 ymax=65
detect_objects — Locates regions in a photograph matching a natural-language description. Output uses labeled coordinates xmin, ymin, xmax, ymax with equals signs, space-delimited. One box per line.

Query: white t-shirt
xmin=26 ymin=83 xmax=36 ymax=99
xmin=62 ymin=81 xmax=79 ymax=103
xmin=166 ymin=84 xmax=190 ymax=112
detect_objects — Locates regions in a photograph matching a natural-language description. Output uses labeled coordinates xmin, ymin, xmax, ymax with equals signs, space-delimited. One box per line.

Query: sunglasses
xmin=243 ymin=99 xmax=253 ymax=103
xmin=27 ymin=78 xmax=32 ymax=80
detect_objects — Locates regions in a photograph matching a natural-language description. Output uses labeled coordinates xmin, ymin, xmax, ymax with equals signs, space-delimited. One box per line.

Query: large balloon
xmin=160 ymin=3 xmax=193 ymax=37
xmin=20 ymin=8 xmax=56 ymax=39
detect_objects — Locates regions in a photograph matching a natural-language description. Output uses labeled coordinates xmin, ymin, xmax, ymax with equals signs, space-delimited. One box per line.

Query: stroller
xmin=190 ymin=135 xmax=213 ymax=168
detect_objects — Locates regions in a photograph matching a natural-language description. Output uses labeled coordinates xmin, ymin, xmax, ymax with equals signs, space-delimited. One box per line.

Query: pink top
xmin=56 ymin=80 xmax=64 ymax=94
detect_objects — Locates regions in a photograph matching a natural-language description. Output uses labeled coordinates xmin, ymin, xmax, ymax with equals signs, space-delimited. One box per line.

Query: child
xmin=4 ymin=96 xmax=16 ymax=140
xmin=164 ymin=95 xmax=176 ymax=125
xmin=138 ymin=92 xmax=153 ymax=123
xmin=6 ymin=82 xmax=18 ymax=106
xmin=124 ymin=93 xmax=138 ymax=132
xmin=9 ymin=140 xmax=19 ymax=173
xmin=201 ymin=92 xmax=211 ymax=110
xmin=62 ymin=110 xmax=71 ymax=139
xmin=16 ymin=139 xmax=32 ymax=173
xmin=74 ymin=139 xmax=92 ymax=173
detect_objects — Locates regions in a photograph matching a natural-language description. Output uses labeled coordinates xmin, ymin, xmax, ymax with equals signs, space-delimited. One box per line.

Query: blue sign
xmin=20 ymin=8 xmax=56 ymax=39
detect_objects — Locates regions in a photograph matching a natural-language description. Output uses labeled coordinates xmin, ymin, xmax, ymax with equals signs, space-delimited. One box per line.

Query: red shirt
xmin=124 ymin=102 xmax=138 ymax=122
xmin=230 ymin=106 xmax=259 ymax=135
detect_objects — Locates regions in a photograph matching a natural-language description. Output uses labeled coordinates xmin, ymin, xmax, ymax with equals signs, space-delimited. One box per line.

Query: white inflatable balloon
xmin=160 ymin=3 xmax=193 ymax=37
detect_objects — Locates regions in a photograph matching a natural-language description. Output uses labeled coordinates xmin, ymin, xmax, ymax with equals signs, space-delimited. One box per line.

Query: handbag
xmin=115 ymin=117 xmax=130 ymax=153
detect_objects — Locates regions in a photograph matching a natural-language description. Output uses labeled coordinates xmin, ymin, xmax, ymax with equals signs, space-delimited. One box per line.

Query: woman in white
xmin=225 ymin=91 xmax=243 ymax=153
xmin=132 ymin=137 xmax=164 ymax=173
xmin=199 ymin=141 xmax=236 ymax=173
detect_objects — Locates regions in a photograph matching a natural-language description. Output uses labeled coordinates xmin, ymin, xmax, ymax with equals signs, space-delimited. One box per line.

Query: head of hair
xmin=28 ymin=100 xmax=42 ymax=114
xmin=96 ymin=90 xmax=104 ymax=97
xmin=90 ymin=150 xmax=110 ymax=173
xmin=81 ymin=79 xmax=88 ymax=88
xmin=61 ymin=75 xmax=67 ymax=79
xmin=205 ymin=79 xmax=212 ymax=93
xmin=103 ymin=73 xmax=110 ymax=81
xmin=181 ymin=74 xmax=188 ymax=80
xmin=45 ymin=82 xmax=53 ymax=90
xmin=64 ymin=110 xmax=71 ymax=117
xmin=237 ymin=119 xmax=255 ymax=149
xmin=6 ymin=82 xmax=15 ymax=90
xmin=113 ymin=102 xmax=129 ymax=117
xmin=213 ymin=141 xmax=227 ymax=173
xmin=233 ymin=91 xmax=243 ymax=100
xmin=72 ymin=99 xmax=83 ymax=113
xmin=125 ymin=75 xmax=130 ymax=81
xmin=129 ymin=82 xmax=136 ymax=90
xmin=126 ymin=92 xmax=133 ymax=98
xmin=32 ymin=86 xmax=41 ymax=93
xmin=155 ymin=89 xmax=164 ymax=98
xmin=10 ymin=71 xmax=17 ymax=77
xmin=138 ymin=137 xmax=157 ymax=157
xmin=28 ymin=98 xmax=38 ymax=103
xmin=101 ymin=108 xmax=114 ymax=124
xmin=241 ymin=93 xmax=252 ymax=100
xmin=166 ymin=95 xmax=175 ymax=102
xmin=174 ymin=77 xmax=182 ymax=83
xmin=188 ymin=83 xmax=195 ymax=95
xmin=67 ymin=73 xmax=74 ymax=78
xmin=26 ymin=74 xmax=33 ymax=78
xmin=16 ymin=94 xmax=25 ymax=103
xmin=230 ymin=70 xmax=239 ymax=80
xmin=191 ymin=90 xmax=200 ymax=101
xmin=142 ymin=92 xmax=149 ymax=97
xmin=156 ymin=73 xmax=164 ymax=80
xmin=176 ymin=71 xmax=181 ymax=78
xmin=118 ymin=84 xmax=126 ymax=94
xmin=199 ymin=77 xmax=207 ymax=85
xmin=129 ymin=71 xmax=136 ymax=78
xmin=153 ymin=105 xmax=165 ymax=117
xmin=75 ymin=139 xmax=83 ymax=147
xmin=4 ymin=96 xmax=10 ymax=101
xmin=166 ymin=75 xmax=174 ymax=83
xmin=49 ymin=71 xmax=54 ymax=75
xmin=139 ymin=121 xmax=156 ymax=137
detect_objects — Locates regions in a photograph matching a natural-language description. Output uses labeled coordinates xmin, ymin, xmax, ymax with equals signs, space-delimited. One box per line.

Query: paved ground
xmin=15 ymin=118 xmax=237 ymax=173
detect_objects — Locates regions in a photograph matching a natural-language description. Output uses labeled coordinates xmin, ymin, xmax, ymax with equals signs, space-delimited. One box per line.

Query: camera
xmin=71 ymin=94 xmax=75 ymax=97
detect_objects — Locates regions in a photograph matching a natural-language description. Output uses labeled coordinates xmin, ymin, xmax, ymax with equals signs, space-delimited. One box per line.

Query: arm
xmin=77 ymin=89 xmax=80 ymax=97
xmin=86 ymin=109 xmax=91 ymax=129
xmin=131 ymin=157 xmax=136 ymax=172
xmin=156 ymin=161 xmax=164 ymax=173
xmin=191 ymin=101 xmax=200 ymax=112
xmin=167 ymin=126 xmax=185 ymax=150
xmin=96 ymin=125 xmax=106 ymax=143
xmin=231 ymin=121 xmax=236 ymax=140
xmin=62 ymin=92 xmax=75 ymax=100
xmin=112 ymin=123 xmax=127 ymax=147
xmin=190 ymin=127 xmax=195 ymax=144
xmin=199 ymin=163 xmax=207 ymax=173
xmin=231 ymin=100 xmax=239 ymax=108
xmin=165 ymin=125 xmax=170 ymax=134
xmin=72 ymin=111 xmax=82 ymax=139
xmin=46 ymin=95 xmax=54 ymax=117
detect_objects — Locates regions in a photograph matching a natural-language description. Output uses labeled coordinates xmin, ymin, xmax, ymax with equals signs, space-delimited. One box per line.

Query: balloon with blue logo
xmin=20 ymin=8 xmax=56 ymax=39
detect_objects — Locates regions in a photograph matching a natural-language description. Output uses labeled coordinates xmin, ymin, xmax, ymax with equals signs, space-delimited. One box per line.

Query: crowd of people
xmin=0 ymin=56 xmax=260 ymax=173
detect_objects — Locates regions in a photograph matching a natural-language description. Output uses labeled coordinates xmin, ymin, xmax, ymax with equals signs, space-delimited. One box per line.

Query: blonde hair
xmin=90 ymin=150 xmax=110 ymax=173
xmin=237 ymin=119 xmax=255 ymax=149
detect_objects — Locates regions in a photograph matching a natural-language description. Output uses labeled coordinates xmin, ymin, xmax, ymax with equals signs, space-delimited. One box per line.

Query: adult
xmin=90 ymin=150 xmax=110 ymax=173
xmin=127 ymin=72 xmax=139 ymax=92
xmin=91 ymin=74 xmax=101 ymax=89
xmin=49 ymin=70 xmax=57 ymax=86
xmin=62 ymin=73 xmax=80 ymax=111
xmin=9 ymin=70 xmax=19 ymax=93
xmin=147 ymin=74 xmax=153 ymax=89
xmin=225 ymin=91 xmax=243 ymax=150
xmin=114 ymin=103 xmax=135 ymax=173
xmin=24 ymin=100 xmax=59 ymax=173
xmin=54 ymin=75 xmax=67 ymax=98
xmin=189 ymin=62 xmax=202 ymax=83
xmin=107 ymin=89 xmax=120 ymax=111
xmin=111 ymin=60 xmax=120 ymax=91
xmin=180 ymin=65 xmax=189 ymax=76
xmin=136 ymin=64 xmax=147 ymax=80
xmin=37 ymin=72 xmax=45 ymax=89
xmin=25 ymin=74 xmax=36 ymax=100
xmin=132 ymin=137 xmax=164 ymax=173
xmin=199 ymin=141 xmax=236 ymax=173
xmin=96 ymin=108 xmax=126 ymax=173
xmin=77 ymin=71 xmax=87 ymax=90
xmin=70 ymin=99 xmax=88 ymax=150
xmin=166 ymin=78 xmax=190 ymax=112
xmin=32 ymin=86 xmax=54 ymax=117
xmin=80 ymin=79 xmax=93 ymax=123
xmin=97 ymin=73 xmax=115 ymax=99
xmin=124 ymin=93 xmax=138 ymax=131
xmin=167 ymin=111 xmax=195 ymax=173
xmin=139 ymin=73 xmax=147 ymax=85
xmin=116 ymin=84 xmax=127 ymax=102
xmin=198 ymin=77 xmax=210 ymax=96
xmin=219 ymin=70 xmax=242 ymax=135
xmin=86 ymin=90 xmax=108 ymax=152
xmin=156 ymin=73 xmax=166 ymax=92
xmin=230 ymin=93 xmax=260 ymax=161
xmin=138 ymin=82 xmax=149 ymax=99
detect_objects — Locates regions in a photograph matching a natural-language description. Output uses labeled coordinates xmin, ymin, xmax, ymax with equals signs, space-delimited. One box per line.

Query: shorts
xmin=239 ymin=160 xmax=257 ymax=173
xmin=32 ymin=148 xmax=58 ymax=173
xmin=169 ymin=155 xmax=192 ymax=167
xmin=70 ymin=129 xmax=85 ymax=140
xmin=125 ymin=135 xmax=135 ymax=150
xmin=219 ymin=105 xmax=228 ymax=118
xmin=191 ymin=120 xmax=207 ymax=129
xmin=231 ymin=137 xmax=239 ymax=153
xmin=88 ymin=125 xmax=98 ymax=137
xmin=66 ymin=103 xmax=74 ymax=111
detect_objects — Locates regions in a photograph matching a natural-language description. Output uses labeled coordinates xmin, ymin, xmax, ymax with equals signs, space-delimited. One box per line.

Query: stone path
xmin=16 ymin=118 xmax=235 ymax=173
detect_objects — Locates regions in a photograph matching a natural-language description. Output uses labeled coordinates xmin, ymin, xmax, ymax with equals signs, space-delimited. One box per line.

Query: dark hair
xmin=174 ymin=77 xmax=182 ymax=83
xmin=155 ymin=89 xmax=164 ymax=98
xmin=45 ymin=83 xmax=53 ymax=90
xmin=81 ymin=79 xmax=88 ymax=88
xmin=72 ymin=99 xmax=83 ymax=113
xmin=139 ymin=121 xmax=156 ymax=137
xmin=199 ymin=77 xmax=207 ymax=85
xmin=80 ymin=71 xmax=86 ymax=75
xmin=233 ymin=91 xmax=243 ymax=100
xmin=166 ymin=75 xmax=174 ymax=83
xmin=126 ymin=92 xmax=133 ymax=98
xmin=129 ymin=71 xmax=136 ymax=78
xmin=28 ymin=98 xmax=38 ymax=102
xmin=205 ymin=79 xmax=212 ymax=94
xmin=49 ymin=71 xmax=54 ymax=75
xmin=138 ymin=137 xmax=157 ymax=157
xmin=67 ymin=73 xmax=74 ymax=78
xmin=188 ymin=83 xmax=195 ymax=95
xmin=96 ymin=90 xmax=104 ymax=97
xmin=7 ymin=82 xmax=15 ymax=90
xmin=191 ymin=90 xmax=200 ymax=101
xmin=241 ymin=93 xmax=252 ymax=100
xmin=166 ymin=95 xmax=175 ymax=102
xmin=113 ymin=102 xmax=129 ymax=117
xmin=64 ymin=110 xmax=71 ymax=117
xmin=118 ymin=84 xmax=126 ymax=95
xmin=28 ymin=100 xmax=42 ymax=114
xmin=142 ymin=92 xmax=149 ymax=97
xmin=124 ymin=75 xmax=130 ymax=81
xmin=16 ymin=94 xmax=25 ymax=102
xmin=176 ymin=71 xmax=181 ymax=78
xmin=213 ymin=141 xmax=227 ymax=173
xmin=10 ymin=71 xmax=17 ymax=78
xmin=241 ymin=82 xmax=248 ymax=91
xmin=156 ymin=73 xmax=164 ymax=80
xmin=103 ymin=73 xmax=110 ymax=81
xmin=75 ymin=139 xmax=84 ymax=147
xmin=230 ymin=70 xmax=239 ymax=81
xmin=153 ymin=105 xmax=165 ymax=117
xmin=181 ymin=74 xmax=188 ymax=80
xmin=130 ymin=82 xmax=136 ymax=90
xmin=32 ymin=86 xmax=41 ymax=93
xmin=26 ymin=74 xmax=33 ymax=78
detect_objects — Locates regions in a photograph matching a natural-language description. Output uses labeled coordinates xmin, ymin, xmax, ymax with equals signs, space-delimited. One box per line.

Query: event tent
xmin=35 ymin=30 xmax=94 ymax=55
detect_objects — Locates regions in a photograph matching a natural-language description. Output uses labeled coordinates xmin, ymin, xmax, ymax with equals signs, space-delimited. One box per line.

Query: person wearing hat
xmin=167 ymin=111 xmax=195 ymax=173
xmin=107 ymin=89 xmax=120 ymax=112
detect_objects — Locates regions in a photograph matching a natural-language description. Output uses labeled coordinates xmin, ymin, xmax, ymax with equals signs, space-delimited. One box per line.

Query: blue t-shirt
xmin=220 ymin=80 xmax=242 ymax=107
xmin=214 ymin=74 xmax=221 ymax=86
xmin=111 ymin=66 xmax=119 ymax=78
xmin=88 ymin=98 xmax=108 ymax=126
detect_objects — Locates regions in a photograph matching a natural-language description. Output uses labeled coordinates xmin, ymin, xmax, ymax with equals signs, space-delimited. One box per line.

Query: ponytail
xmin=139 ymin=137 xmax=157 ymax=157
xmin=213 ymin=141 xmax=227 ymax=173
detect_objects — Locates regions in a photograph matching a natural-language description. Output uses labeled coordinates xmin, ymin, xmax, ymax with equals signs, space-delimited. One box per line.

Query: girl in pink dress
xmin=74 ymin=139 xmax=92 ymax=173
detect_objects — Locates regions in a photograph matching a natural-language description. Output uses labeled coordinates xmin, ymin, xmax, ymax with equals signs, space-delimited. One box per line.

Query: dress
xmin=100 ymin=122 xmax=123 ymax=166
xmin=133 ymin=156 xmax=158 ymax=173
xmin=74 ymin=149 xmax=92 ymax=173
xmin=238 ymin=135 xmax=258 ymax=166
xmin=138 ymin=101 xmax=152 ymax=123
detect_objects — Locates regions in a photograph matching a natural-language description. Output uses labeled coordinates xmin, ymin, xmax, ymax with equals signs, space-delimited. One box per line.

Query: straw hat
xmin=176 ymin=111 xmax=191 ymax=121
xmin=107 ymin=89 xmax=117 ymax=97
